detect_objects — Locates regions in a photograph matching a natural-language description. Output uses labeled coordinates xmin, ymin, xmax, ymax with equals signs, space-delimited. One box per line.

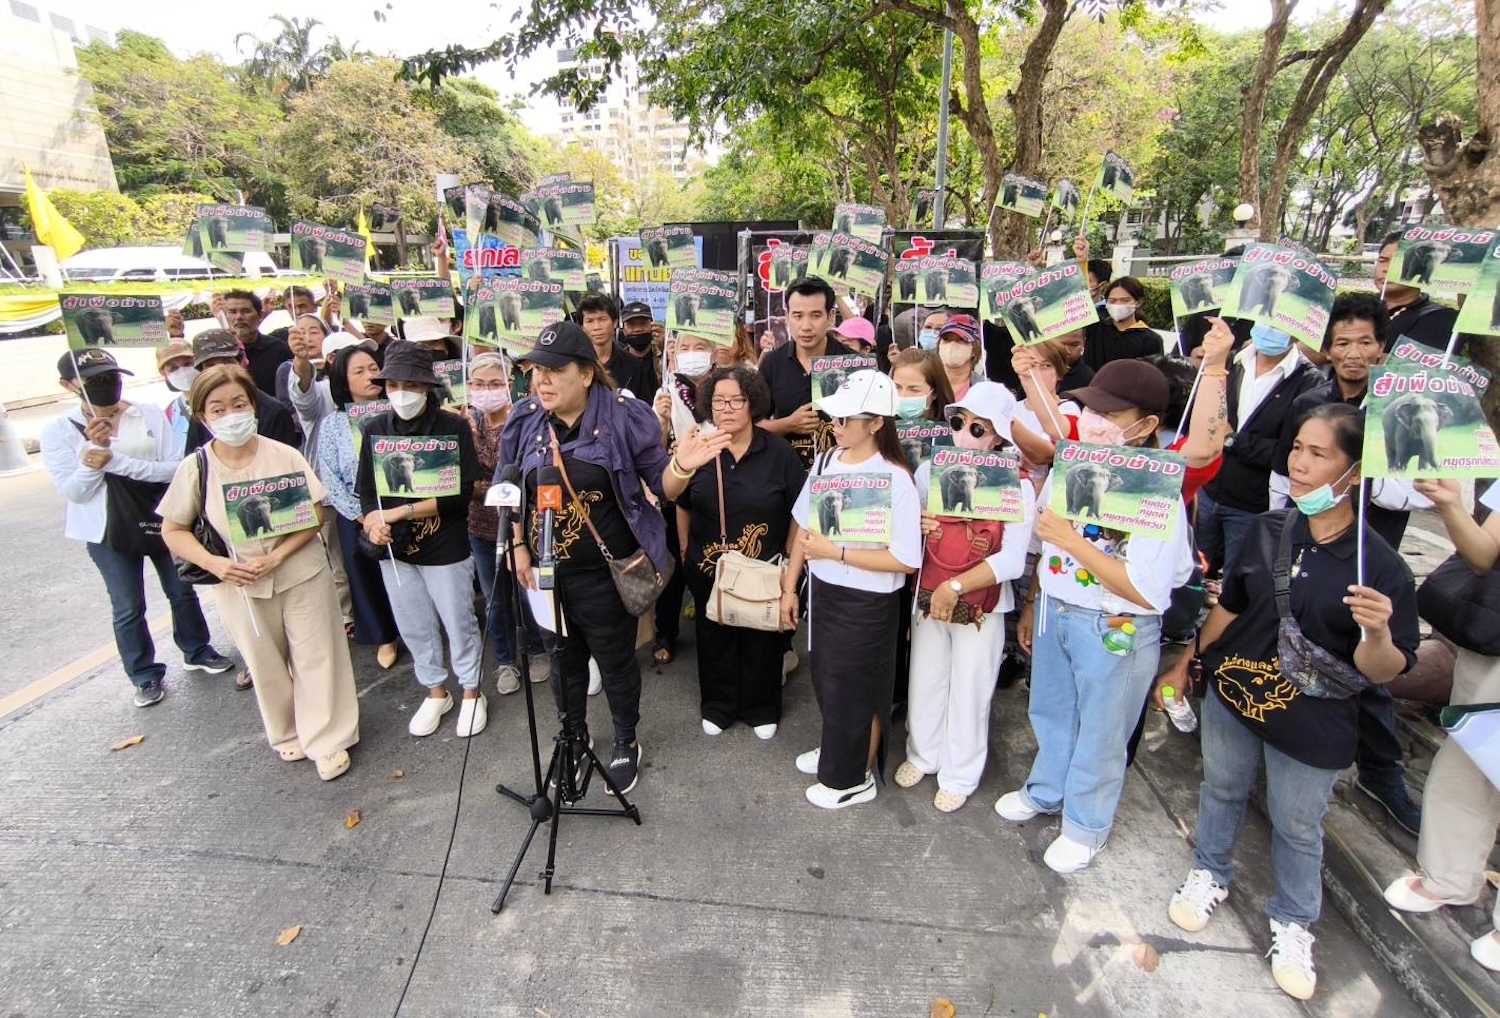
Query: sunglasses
xmin=832 ymin=414 xmax=875 ymax=427
xmin=946 ymin=414 xmax=994 ymax=439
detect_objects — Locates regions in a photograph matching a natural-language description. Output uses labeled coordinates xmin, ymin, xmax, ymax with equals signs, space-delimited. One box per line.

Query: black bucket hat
xmin=374 ymin=340 xmax=442 ymax=386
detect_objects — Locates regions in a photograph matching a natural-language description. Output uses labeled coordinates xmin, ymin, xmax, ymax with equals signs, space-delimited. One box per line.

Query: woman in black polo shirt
xmin=662 ymin=366 xmax=806 ymax=739
xmin=1159 ymin=403 xmax=1419 ymax=1002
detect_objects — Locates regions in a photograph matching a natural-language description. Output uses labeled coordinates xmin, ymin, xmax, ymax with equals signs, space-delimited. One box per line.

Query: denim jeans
xmin=1194 ymin=489 xmax=1260 ymax=576
xmin=1193 ymin=692 xmax=1340 ymax=928
xmin=86 ymin=541 xmax=215 ymax=688
xmin=468 ymin=534 xmax=545 ymax=666
xmin=1022 ymin=598 xmax=1161 ymax=849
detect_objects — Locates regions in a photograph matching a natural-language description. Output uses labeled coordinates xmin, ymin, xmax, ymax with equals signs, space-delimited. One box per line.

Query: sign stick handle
xmin=70 ymin=349 xmax=95 ymax=417
xmin=1357 ymin=479 xmax=1368 ymax=643
xmin=1180 ymin=359 xmax=1209 ymax=428
xmin=1079 ymin=181 xmax=1098 ymax=240
xmin=1029 ymin=368 xmax=1068 ymax=440
xmin=1441 ymin=327 xmax=1462 ymax=369
xmin=374 ymin=493 xmax=401 ymax=586
xmin=226 ymin=546 xmax=262 ymax=639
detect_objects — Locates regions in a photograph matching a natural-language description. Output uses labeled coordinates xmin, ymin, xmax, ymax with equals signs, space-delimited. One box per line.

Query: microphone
xmin=536 ymin=464 xmax=563 ymax=590
xmin=487 ymin=464 xmax=522 ymax=548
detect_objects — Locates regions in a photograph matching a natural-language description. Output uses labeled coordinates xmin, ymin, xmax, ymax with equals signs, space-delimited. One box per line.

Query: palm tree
xmin=236 ymin=15 xmax=354 ymax=98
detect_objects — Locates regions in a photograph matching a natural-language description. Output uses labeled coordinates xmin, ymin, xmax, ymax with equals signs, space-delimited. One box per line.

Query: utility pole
xmin=933 ymin=25 xmax=954 ymax=229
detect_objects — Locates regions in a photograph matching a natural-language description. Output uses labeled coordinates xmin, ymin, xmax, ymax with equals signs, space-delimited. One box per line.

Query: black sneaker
xmin=1356 ymin=778 xmax=1422 ymax=836
xmin=133 ymin=680 xmax=165 ymax=708
xmin=184 ymin=650 xmax=234 ymax=675
xmin=607 ymin=740 xmax=641 ymax=795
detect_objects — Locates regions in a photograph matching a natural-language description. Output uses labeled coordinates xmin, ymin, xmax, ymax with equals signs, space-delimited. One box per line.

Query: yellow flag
xmin=24 ymin=168 xmax=86 ymax=261
xmin=357 ymin=207 xmax=376 ymax=266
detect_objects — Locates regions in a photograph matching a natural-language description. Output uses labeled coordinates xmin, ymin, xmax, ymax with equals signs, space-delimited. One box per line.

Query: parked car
xmin=60 ymin=246 xmax=283 ymax=283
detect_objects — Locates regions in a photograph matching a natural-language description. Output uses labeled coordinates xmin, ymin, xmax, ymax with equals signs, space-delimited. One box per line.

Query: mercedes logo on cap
xmin=539 ymin=328 xmax=556 ymax=345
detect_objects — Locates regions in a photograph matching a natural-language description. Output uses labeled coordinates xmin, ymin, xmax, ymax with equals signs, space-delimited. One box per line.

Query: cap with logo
xmin=815 ymin=368 xmax=898 ymax=419
xmin=620 ymin=300 xmax=654 ymax=323
xmin=154 ymin=340 xmax=194 ymax=371
xmin=518 ymin=321 xmax=599 ymax=369
xmin=192 ymin=329 xmax=242 ymax=368
xmin=58 ymin=347 xmax=133 ymax=381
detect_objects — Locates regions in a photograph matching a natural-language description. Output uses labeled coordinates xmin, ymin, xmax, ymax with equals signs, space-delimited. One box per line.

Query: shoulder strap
xmin=551 ymin=435 xmax=612 ymax=558
xmin=1273 ymin=508 xmax=1298 ymax=619
xmin=715 ymin=456 xmax=727 ymax=543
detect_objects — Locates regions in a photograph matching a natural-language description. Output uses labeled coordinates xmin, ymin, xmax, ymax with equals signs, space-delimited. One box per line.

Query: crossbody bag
xmin=706 ymin=456 xmax=788 ymax=631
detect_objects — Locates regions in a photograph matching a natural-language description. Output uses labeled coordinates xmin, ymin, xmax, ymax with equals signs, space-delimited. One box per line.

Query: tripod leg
xmin=492 ymin=818 xmax=544 ymax=913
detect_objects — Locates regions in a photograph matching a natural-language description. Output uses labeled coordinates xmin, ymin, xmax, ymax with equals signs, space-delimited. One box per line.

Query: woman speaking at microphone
xmin=500 ymin=322 xmax=671 ymax=795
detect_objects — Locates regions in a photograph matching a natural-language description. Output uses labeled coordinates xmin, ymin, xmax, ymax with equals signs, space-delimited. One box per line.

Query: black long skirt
xmin=809 ymin=575 xmax=900 ymax=789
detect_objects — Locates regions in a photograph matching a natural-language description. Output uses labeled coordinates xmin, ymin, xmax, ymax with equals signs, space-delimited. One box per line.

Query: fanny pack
xmin=1273 ymin=510 xmax=1370 ymax=700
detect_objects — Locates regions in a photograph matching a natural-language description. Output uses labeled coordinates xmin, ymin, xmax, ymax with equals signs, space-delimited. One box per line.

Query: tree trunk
xmin=993 ymin=0 xmax=1069 ymax=258
xmin=1237 ymin=0 xmax=1296 ymax=234
xmin=1422 ymin=0 xmax=1500 ymax=430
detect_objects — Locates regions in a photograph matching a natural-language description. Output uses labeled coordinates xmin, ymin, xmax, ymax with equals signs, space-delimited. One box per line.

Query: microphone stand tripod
xmin=491 ymin=503 xmax=641 ymax=913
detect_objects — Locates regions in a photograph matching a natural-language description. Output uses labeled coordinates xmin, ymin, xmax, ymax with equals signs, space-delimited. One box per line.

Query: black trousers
xmin=685 ymin=567 xmax=784 ymax=727
xmin=1356 ymin=683 xmax=1407 ymax=787
xmin=552 ymin=567 xmax=642 ymax=745
xmin=810 ymin=576 xmax=899 ymax=789
xmin=654 ymin=504 xmax=685 ymax=645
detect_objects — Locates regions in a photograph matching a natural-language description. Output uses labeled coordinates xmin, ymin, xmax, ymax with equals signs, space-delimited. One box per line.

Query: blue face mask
xmin=895 ymin=396 xmax=929 ymax=420
xmin=1251 ymin=323 xmax=1293 ymax=356
xmin=917 ymin=329 xmax=939 ymax=351
xmin=1292 ymin=463 xmax=1357 ymax=516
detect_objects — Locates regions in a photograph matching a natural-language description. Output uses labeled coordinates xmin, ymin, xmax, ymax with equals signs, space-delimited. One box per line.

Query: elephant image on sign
xmin=825 ymin=246 xmax=852 ymax=281
xmin=645 ymin=237 xmax=670 ymax=268
xmin=939 ymin=464 xmax=980 ymax=514
xmin=900 ymin=437 xmax=925 ymax=471
xmin=526 ymin=259 xmax=552 ymax=283
xmin=204 ymin=216 xmax=230 ymax=249
xmin=541 ymin=196 xmax=565 ymax=226
xmin=771 ymin=253 xmax=793 ymax=290
xmin=1065 ymin=462 xmax=1122 ymax=520
xmin=396 ymin=289 xmax=423 ymax=316
xmin=498 ymin=292 xmax=522 ymax=332
xmin=1101 ymin=164 xmax=1119 ymax=190
xmin=1383 ymin=393 xmax=1453 ymax=472
xmin=295 ymin=236 xmax=326 ymax=275
xmin=187 ymin=228 xmax=204 ymax=258
xmin=477 ymin=303 xmax=497 ymax=340
xmin=74 ymin=309 xmax=114 ymax=346
xmin=1237 ymin=264 xmax=1296 ymax=318
xmin=236 ymin=495 xmax=275 ymax=538
xmin=817 ymin=490 xmax=846 ymax=535
xmin=1490 ymin=285 xmax=1500 ymax=331
xmin=818 ymin=368 xmax=847 ymax=399
xmin=384 ymin=452 xmax=417 ymax=494
xmin=674 ymin=294 xmax=698 ymax=328
xmin=346 ymin=291 xmax=370 ymax=319
xmin=897 ymin=267 xmax=918 ymax=302
xmin=1001 ymin=182 xmax=1020 ymax=207
xmin=834 ymin=211 xmax=852 ymax=235
xmin=922 ymin=269 xmax=948 ymax=304
xmin=1400 ymin=241 xmax=1452 ymax=287
xmin=1005 ymin=297 xmax=1043 ymax=344
xmin=1178 ymin=273 xmax=1216 ymax=312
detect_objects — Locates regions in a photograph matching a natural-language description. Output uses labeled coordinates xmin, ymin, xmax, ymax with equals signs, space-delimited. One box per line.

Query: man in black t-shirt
xmin=578 ymin=294 xmax=658 ymax=398
xmin=1373 ymin=231 xmax=1462 ymax=354
xmin=756 ymin=277 xmax=854 ymax=468
xmin=221 ymin=289 xmax=293 ymax=396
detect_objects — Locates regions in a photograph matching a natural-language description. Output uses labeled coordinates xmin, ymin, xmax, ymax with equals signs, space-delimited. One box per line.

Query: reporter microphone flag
xmin=536 ymin=466 xmax=563 ymax=591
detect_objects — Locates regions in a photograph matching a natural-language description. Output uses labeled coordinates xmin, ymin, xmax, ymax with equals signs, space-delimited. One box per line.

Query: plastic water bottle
xmin=1101 ymin=621 xmax=1137 ymax=656
xmin=1161 ymin=684 xmax=1199 ymax=733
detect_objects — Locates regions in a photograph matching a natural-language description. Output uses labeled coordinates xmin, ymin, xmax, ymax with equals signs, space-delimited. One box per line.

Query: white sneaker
xmin=529 ymin=652 xmax=550 ymax=682
xmin=795 ymin=747 xmax=821 ymax=775
xmin=806 ymin=772 xmax=876 ymax=809
xmin=1471 ymin=931 xmax=1500 ymax=972
xmin=495 ymin=664 xmax=521 ymax=695
xmin=1169 ymin=868 xmax=1229 ymax=932
xmin=1268 ymin=919 xmax=1317 ymax=1000
xmin=753 ymin=723 xmax=778 ymax=741
xmin=588 ymin=658 xmax=602 ymax=696
xmin=994 ymin=790 xmax=1042 ymax=823
xmin=1043 ymin=833 xmax=1102 ymax=874
xmin=455 ymin=694 xmax=488 ymax=737
xmin=702 ymin=718 xmax=724 ymax=736
xmin=409 ymin=693 xmax=454 ymax=737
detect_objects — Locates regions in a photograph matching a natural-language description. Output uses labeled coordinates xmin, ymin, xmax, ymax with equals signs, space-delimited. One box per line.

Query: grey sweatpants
xmin=380 ymin=557 xmax=484 ymax=691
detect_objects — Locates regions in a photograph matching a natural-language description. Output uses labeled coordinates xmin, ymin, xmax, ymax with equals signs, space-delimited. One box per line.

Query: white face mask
xmin=676 ymin=351 xmax=712 ymax=378
xmin=166 ymin=366 xmax=199 ymax=392
xmin=389 ymin=389 xmax=428 ymax=420
xmin=210 ymin=411 xmax=257 ymax=447
xmin=938 ymin=342 xmax=971 ymax=369
xmin=469 ymin=389 xmax=510 ymax=414
xmin=1107 ymin=304 xmax=1136 ymax=323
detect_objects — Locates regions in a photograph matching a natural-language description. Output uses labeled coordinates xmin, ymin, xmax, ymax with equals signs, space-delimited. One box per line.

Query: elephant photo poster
xmin=639 ymin=226 xmax=700 ymax=271
xmin=665 ymin=268 xmax=738 ymax=343
xmin=434 ymin=358 xmax=467 ymax=409
xmin=906 ymin=255 xmax=979 ymax=308
xmin=1363 ymin=363 xmax=1500 ymax=479
xmin=191 ymin=204 xmax=273 ymax=252
xmin=811 ymin=354 xmax=878 ymax=404
xmin=1389 ymin=226 xmax=1496 ymax=295
xmin=809 ymin=473 xmax=894 ymax=544
xmin=808 ymin=232 xmax=890 ymax=300
xmin=996 ymin=173 xmax=1048 ymax=219
xmin=489 ymin=193 xmax=542 ymax=249
xmin=764 ymin=243 xmax=810 ymax=294
xmin=390 ymin=277 xmax=456 ymax=319
xmin=60 ymin=295 xmax=168 ymax=348
xmin=521 ymin=180 xmax=597 ymax=232
xmin=466 ymin=277 xmax=565 ymax=355
xmin=926 ymin=448 xmax=1026 ymax=522
xmin=895 ymin=419 xmax=953 ymax=470
xmin=1218 ymin=243 xmax=1337 ymax=352
xmin=1096 ymin=151 xmax=1135 ymax=205
xmin=346 ymin=399 xmax=390 ymax=457
xmin=1387 ymin=338 xmax=1491 ymax=397
xmin=994 ymin=262 xmax=1095 ymax=346
xmin=288 ymin=221 xmax=366 ymax=286
xmin=344 ymin=282 xmax=394 ymax=326
xmin=832 ymin=203 xmax=887 ymax=244
xmin=1454 ymin=242 xmax=1500 ymax=339
xmin=1169 ymin=255 xmax=1240 ymax=320
xmin=981 ymin=262 xmax=1035 ymax=326
xmin=372 ymin=436 xmax=462 ymax=499
xmin=520 ymin=248 xmax=587 ymax=291
xmin=1049 ymin=441 xmax=1187 ymax=538
xmin=222 ymin=472 xmax=318 ymax=545
xmin=1052 ymin=180 xmax=1081 ymax=221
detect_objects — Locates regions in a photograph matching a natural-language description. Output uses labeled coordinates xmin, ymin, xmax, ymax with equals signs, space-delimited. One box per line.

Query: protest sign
xmin=1363 ymin=363 xmax=1500 ymax=479
xmin=811 ymin=354 xmax=878 ymax=403
xmin=521 ymin=180 xmax=596 ymax=232
xmin=372 ymin=436 xmax=462 ymax=498
xmin=451 ymin=229 xmax=520 ymax=290
xmin=289 ymin=221 xmax=366 ymax=286
xmin=898 ymin=254 xmax=978 ymax=309
xmin=466 ymin=277 xmax=565 ymax=355
xmin=1218 ymin=243 xmax=1337 ymax=352
xmin=389 ymin=277 xmax=456 ymax=319
xmin=488 ymin=194 xmax=541 ymax=249
xmin=997 ymin=173 xmax=1048 ymax=219
xmin=1049 ymin=440 xmax=1186 ymax=538
xmin=980 ymin=262 xmax=1036 ymax=326
xmin=192 ymin=204 xmax=272 ymax=252
xmin=222 ymin=472 xmax=319 ymax=544
xmin=809 ymin=472 xmax=894 ymax=544
xmin=1096 ymin=151 xmax=1135 ymax=205
xmin=1052 ymin=180 xmax=1081 ymax=221
xmin=434 ymin=358 xmax=467 ymax=409
xmin=747 ymin=232 xmax=816 ymax=351
xmin=520 ymin=248 xmax=587 ymax=291
xmin=59 ymin=294 xmax=167 ymax=348
xmin=344 ymin=283 xmax=394 ymax=327
xmin=618 ymin=234 xmax=707 ymax=321
xmin=890 ymin=232 xmax=986 ymax=276
xmin=442 ymin=182 xmax=492 ymax=240
xmin=766 ymin=244 xmax=811 ymax=294
xmin=927 ymin=448 xmax=1026 ymax=522
xmin=995 ymin=262 xmax=1095 ymax=345
xmin=833 ymin=203 xmax=888 ymax=244
xmin=894 ymin=419 xmax=954 ymax=470
xmin=666 ymin=268 xmax=737 ymax=343
xmin=346 ymin=399 xmax=390 ymax=457
xmin=1454 ymin=241 xmax=1500 ymax=340
xmin=808 ymin=231 xmax=889 ymax=300
xmin=1387 ymin=337 xmax=1491 ymax=396
xmin=207 ymin=251 xmax=250 ymax=276
xmin=640 ymin=226 xmax=700 ymax=271
xmin=1389 ymin=226 xmax=1496 ymax=295
xmin=1168 ymin=255 xmax=1240 ymax=320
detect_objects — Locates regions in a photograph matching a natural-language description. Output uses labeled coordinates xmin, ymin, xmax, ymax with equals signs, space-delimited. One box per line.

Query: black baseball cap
xmin=58 ymin=347 xmax=133 ymax=381
xmin=192 ymin=329 xmax=242 ymax=367
xmin=518 ymin=321 xmax=598 ymax=369
xmin=1069 ymin=359 xmax=1171 ymax=418
xmin=620 ymin=300 xmax=654 ymax=323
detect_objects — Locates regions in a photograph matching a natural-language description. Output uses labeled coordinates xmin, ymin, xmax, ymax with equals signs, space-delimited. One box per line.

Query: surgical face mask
xmin=917 ymin=329 xmax=939 ymax=351
xmin=469 ymin=389 xmax=510 ymax=414
xmin=676 ymin=351 xmax=712 ymax=378
xmin=1106 ymin=303 xmax=1136 ymax=323
xmin=895 ymin=395 xmax=929 ymax=420
xmin=938 ymin=342 xmax=972 ymax=369
xmin=81 ymin=373 xmax=123 ymax=406
xmin=389 ymin=389 xmax=427 ymax=420
xmin=1077 ymin=408 xmax=1127 ymax=446
xmin=1293 ymin=463 xmax=1358 ymax=517
xmin=166 ymin=366 xmax=199 ymax=393
xmin=623 ymin=331 xmax=654 ymax=351
xmin=1251 ymin=323 xmax=1293 ymax=356
xmin=210 ymin=411 xmax=257 ymax=447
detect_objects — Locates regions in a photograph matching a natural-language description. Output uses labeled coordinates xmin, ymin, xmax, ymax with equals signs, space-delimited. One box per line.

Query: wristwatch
xmin=948 ymin=579 xmax=964 ymax=595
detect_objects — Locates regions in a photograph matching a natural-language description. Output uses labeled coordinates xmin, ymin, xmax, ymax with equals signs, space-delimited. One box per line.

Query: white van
xmin=61 ymin=246 xmax=283 ymax=282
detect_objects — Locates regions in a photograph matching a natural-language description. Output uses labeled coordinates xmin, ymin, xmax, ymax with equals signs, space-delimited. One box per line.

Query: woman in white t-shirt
xmin=783 ymin=370 xmax=923 ymax=810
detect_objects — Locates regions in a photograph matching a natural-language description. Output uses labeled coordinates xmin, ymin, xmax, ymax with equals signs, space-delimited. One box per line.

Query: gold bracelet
xmin=1203 ymin=368 xmax=1230 ymax=378
xmin=668 ymin=457 xmax=696 ymax=480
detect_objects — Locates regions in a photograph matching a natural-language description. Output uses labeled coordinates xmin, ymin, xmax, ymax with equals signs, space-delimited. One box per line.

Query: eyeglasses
xmin=832 ymin=414 xmax=875 ymax=427
xmin=710 ymin=396 xmax=748 ymax=411
xmin=947 ymin=414 xmax=993 ymax=439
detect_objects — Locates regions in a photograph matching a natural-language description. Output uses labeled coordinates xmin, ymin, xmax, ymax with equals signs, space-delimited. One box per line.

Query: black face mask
xmin=622 ymin=331 xmax=654 ymax=351
xmin=81 ymin=373 xmax=123 ymax=407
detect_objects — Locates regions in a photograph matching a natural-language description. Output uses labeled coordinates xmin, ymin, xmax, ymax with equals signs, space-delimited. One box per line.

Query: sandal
xmin=894 ymin=760 xmax=925 ymax=788
xmin=316 ymin=749 xmax=351 ymax=781
xmin=234 ymin=670 xmax=254 ymax=691
xmin=934 ymin=789 xmax=968 ymax=813
xmin=278 ymin=747 xmax=307 ymax=762
xmin=652 ymin=638 xmax=675 ymax=665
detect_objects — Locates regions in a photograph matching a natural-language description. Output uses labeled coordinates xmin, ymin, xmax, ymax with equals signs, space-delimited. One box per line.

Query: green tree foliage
xmin=414 ymin=78 xmax=537 ymax=196
xmin=38 ymin=190 xmax=143 ymax=249
xmin=136 ymin=191 xmax=220 ymax=244
xmin=235 ymin=15 xmax=355 ymax=100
